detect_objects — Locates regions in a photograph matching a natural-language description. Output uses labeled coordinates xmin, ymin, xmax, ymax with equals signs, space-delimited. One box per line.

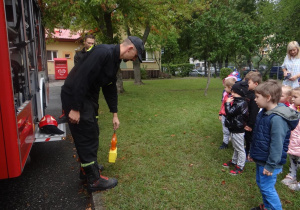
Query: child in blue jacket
xmin=249 ymin=80 xmax=299 ymax=210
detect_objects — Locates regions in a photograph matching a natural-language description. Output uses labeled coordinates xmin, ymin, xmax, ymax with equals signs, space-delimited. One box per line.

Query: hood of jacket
xmin=264 ymin=103 xmax=299 ymax=130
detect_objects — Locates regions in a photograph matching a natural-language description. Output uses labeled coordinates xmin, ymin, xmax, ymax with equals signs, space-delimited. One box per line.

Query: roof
xmin=46 ymin=29 xmax=81 ymax=41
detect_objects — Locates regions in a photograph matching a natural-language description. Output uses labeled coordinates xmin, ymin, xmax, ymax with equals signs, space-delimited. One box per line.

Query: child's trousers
xmin=287 ymin=154 xmax=300 ymax=178
xmin=221 ymin=115 xmax=230 ymax=144
xmin=256 ymin=164 xmax=282 ymax=210
xmin=231 ymin=132 xmax=245 ymax=169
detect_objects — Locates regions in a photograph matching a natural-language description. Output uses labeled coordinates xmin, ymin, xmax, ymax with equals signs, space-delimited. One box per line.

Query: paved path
xmin=0 ymin=80 xmax=98 ymax=210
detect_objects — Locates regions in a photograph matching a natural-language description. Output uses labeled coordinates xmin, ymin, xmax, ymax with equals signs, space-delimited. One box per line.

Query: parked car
xmin=269 ymin=66 xmax=283 ymax=80
xmin=189 ymin=69 xmax=204 ymax=77
xmin=228 ymin=66 xmax=236 ymax=71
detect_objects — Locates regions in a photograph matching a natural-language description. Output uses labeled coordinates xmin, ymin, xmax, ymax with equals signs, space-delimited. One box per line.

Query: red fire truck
xmin=0 ymin=0 xmax=66 ymax=179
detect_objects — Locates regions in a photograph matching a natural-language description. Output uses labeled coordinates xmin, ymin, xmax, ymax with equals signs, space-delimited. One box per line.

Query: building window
xmin=142 ymin=50 xmax=154 ymax=62
xmin=47 ymin=50 xmax=57 ymax=61
xmin=65 ymin=54 xmax=70 ymax=59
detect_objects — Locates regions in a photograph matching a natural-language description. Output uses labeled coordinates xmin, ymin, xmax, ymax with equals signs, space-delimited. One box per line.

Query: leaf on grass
xmin=283 ymin=199 xmax=292 ymax=204
xmin=171 ymin=134 xmax=176 ymax=137
xmin=221 ymin=180 xmax=226 ymax=185
xmin=121 ymin=156 xmax=126 ymax=160
xmin=155 ymin=114 xmax=158 ymax=117
xmin=183 ymin=131 xmax=186 ymax=134
xmin=78 ymin=188 xmax=85 ymax=194
xmin=221 ymin=169 xmax=226 ymax=172
xmin=189 ymin=163 xmax=194 ymax=167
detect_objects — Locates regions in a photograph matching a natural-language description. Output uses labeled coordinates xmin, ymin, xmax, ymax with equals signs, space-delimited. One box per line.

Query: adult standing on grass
xmin=61 ymin=36 xmax=144 ymax=192
xmin=282 ymin=41 xmax=300 ymax=88
xmin=74 ymin=34 xmax=95 ymax=65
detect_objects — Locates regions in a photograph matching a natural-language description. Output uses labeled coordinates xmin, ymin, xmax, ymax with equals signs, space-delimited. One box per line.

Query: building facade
xmin=46 ymin=29 xmax=161 ymax=81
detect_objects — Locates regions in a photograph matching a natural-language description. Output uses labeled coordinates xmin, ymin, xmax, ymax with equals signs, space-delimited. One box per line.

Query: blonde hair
xmin=282 ymin=85 xmax=292 ymax=96
xmin=292 ymin=87 xmax=300 ymax=96
xmin=224 ymin=77 xmax=236 ymax=87
xmin=255 ymin=80 xmax=282 ymax=104
xmin=287 ymin=41 xmax=300 ymax=59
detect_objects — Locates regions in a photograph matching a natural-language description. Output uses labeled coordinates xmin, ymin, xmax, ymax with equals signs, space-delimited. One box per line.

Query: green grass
xmin=97 ymin=77 xmax=300 ymax=209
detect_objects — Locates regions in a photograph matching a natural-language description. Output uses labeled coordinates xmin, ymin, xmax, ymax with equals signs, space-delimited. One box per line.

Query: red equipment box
xmin=54 ymin=58 xmax=68 ymax=80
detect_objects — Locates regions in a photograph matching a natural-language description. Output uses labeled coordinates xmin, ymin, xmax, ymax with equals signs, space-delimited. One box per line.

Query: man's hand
xmin=69 ymin=110 xmax=80 ymax=124
xmin=244 ymin=126 xmax=252 ymax=132
xmin=263 ymin=168 xmax=273 ymax=176
xmin=113 ymin=113 xmax=120 ymax=130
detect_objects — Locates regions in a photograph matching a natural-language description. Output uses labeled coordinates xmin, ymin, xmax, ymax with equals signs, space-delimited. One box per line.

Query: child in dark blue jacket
xmin=249 ymin=80 xmax=299 ymax=210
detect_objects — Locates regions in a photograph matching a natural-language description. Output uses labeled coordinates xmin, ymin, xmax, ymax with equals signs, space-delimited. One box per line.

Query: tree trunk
xmin=116 ymin=68 xmax=125 ymax=93
xmin=204 ymin=60 xmax=207 ymax=76
xmin=133 ymin=59 xmax=144 ymax=85
xmin=225 ymin=55 xmax=229 ymax=67
xmin=204 ymin=62 xmax=211 ymax=96
xmin=132 ymin=24 xmax=151 ymax=85
xmin=218 ymin=60 xmax=223 ymax=69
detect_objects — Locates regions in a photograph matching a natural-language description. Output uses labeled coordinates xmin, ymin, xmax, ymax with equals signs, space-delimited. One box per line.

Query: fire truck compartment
xmin=35 ymin=123 xmax=66 ymax=142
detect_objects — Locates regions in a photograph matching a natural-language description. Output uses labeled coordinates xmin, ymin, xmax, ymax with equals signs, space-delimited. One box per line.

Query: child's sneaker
xmin=219 ymin=142 xmax=228 ymax=149
xmin=229 ymin=165 xmax=243 ymax=175
xmin=251 ymin=203 xmax=266 ymax=210
xmin=288 ymin=182 xmax=300 ymax=191
xmin=222 ymin=160 xmax=236 ymax=168
xmin=281 ymin=175 xmax=297 ymax=186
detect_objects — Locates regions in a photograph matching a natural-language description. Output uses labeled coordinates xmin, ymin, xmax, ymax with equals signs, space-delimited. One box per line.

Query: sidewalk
xmin=49 ymin=79 xmax=105 ymax=210
xmin=49 ymin=80 xmax=64 ymax=87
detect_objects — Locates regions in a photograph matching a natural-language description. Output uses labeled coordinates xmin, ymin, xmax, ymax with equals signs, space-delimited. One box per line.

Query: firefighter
xmin=61 ymin=36 xmax=144 ymax=192
xmin=74 ymin=34 xmax=95 ymax=65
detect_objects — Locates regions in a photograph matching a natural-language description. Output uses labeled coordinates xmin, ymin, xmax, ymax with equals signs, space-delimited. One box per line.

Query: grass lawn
xmin=97 ymin=77 xmax=300 ymax=209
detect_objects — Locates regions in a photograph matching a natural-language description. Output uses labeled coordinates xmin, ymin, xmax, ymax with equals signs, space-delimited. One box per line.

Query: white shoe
xmin=288 ymin=183 xmax=300 ymax=191
xmin=281 ymin=175 xmax=297 ymax=186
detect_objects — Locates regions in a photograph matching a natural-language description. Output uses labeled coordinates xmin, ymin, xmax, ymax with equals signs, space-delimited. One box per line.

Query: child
xmin=249 ymin=80 xmax=299 ymax=210
xmin=244 ymin=72 xmax=262 ymax=158
xmin=281 ymin=87 xmax=300 ymax=191
xmin=222 ymin=81 xmax=249 ymax=175
xmin=279 ymin=85 xmax=292 ymax=106
xmin=218 ymin=77 xmax=237 ymax=149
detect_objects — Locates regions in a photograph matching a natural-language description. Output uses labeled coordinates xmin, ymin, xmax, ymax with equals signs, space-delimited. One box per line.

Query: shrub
xmin=140 ymin=66 xmax=148 ymax=79
xmin=162 ymin=63 xmax=194 ymax=76
xmin=220 ymin=68 xmax=233 ymax=80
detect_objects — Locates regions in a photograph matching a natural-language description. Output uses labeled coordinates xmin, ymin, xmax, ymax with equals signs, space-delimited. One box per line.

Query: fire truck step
xmin=35 ymin=123 xmax=67 ymax=142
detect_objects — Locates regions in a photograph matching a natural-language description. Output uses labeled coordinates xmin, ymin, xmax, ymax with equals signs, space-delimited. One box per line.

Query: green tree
xmin=42 ymin=0 xmax=200 ymax=88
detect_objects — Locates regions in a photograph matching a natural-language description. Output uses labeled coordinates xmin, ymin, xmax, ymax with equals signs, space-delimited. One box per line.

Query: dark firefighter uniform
xmin=61 ymin=44 xmax=120 ymax=164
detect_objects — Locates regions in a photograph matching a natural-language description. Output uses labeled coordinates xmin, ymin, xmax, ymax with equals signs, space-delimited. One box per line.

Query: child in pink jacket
xmin=218 ymin=77 xmax=236 ymax=149
xmin=281 ymin=87 xmax=300 ymax=190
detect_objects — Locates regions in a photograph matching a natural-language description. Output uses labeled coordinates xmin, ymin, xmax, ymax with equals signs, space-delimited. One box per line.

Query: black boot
xmin=82 ymin=162 xmax=118 ymax=192
xmin=219 ymin=142 xmax=228 ymax=149
xmin=80 ymin=164 xmax=104 ymax=180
